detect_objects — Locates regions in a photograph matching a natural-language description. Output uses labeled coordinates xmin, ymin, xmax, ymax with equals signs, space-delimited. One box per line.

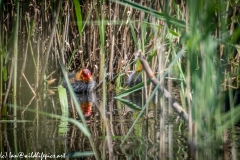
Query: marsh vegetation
xmin=0 ymin=0 xmax=240 ymax=159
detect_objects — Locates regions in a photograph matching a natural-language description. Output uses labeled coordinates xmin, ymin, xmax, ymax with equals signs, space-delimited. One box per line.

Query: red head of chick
xmin=63 ymin=68 xmax=95 ymax=93
xmin=75 ymin=69 xmax=93 ymax=82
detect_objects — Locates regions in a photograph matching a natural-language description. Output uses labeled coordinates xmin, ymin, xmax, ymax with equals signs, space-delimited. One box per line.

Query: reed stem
xmin=13 ymin=0 xmax=20 ymax=120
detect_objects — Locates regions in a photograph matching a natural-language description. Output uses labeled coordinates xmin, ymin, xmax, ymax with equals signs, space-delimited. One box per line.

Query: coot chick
xmin=127 ymin=64 xmax=143 ymax=87
xmin=63 ymin=69 xmax=95 ymax=93
xmin=127 ymin=71 xmax=143 ymax=87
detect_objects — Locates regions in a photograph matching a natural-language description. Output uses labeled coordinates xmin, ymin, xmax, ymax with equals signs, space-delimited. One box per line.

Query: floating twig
xmin=21 ymin=72 xmax=36 ymax=96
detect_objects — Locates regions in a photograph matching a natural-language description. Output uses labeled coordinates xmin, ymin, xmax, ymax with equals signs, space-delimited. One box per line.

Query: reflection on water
xmin=67 ymin=93 xmax=94 ymax=119
xmin=2 ymin=81 xmax=240 ymax=159
xmin=76 ymin=93 xmax=93 ymax=117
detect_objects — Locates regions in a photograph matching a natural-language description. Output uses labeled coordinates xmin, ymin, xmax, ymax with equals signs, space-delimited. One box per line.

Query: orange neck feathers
xmin=136 ymin=64 xmax=142 ymax=72
xmin=75 ymin=69 xmax=92 ymax=82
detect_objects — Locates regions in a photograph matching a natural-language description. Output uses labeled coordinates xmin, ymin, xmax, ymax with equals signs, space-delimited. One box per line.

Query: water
xmin=1 ymin=62 xmax=240 ymax=159
xmin=1 ymin=85 xmax=189 ymax=160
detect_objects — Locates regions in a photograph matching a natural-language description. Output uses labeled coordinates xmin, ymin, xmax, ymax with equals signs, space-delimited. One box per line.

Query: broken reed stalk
xmin=21 ymin=73 xmax=36 ymax=96
xmin=138 ymin=51 xmax=189 ymax=122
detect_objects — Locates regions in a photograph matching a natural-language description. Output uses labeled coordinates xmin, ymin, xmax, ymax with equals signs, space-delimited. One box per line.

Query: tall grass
xmin=0 ymin=2 xmax=3 ymax=110
xmin=13 ymin=1 xmax=20 ymax=120
xmin=115 ymin=0 xmax=240 ymax=159
xmin=1 ymin=0 xmax=240 ymax=159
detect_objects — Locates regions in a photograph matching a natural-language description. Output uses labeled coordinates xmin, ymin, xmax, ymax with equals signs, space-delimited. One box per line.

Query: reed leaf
xmin=112 ymin=0 xmax=186 ymax=28
xmin=129 ymin=21 xmax=138 ymax=49
xmin=59 ymin=60 xmax=100 ymax=160
xmin=65 ymin=152 xmax=94 ymax=158
xmin=114 ymin=97 xmax=141 ymax=110
xmin=73 ymin=0 xmax=83 ymax=35
xmin=221 ymin=105 xmax=240 ymax=128
xmin=58 ymin=86 xmax=69 ymax=134
xmin=2 ymin=66 xmax=7 ymax=81
xmin=115 ymin=73 xmax=123 ymax=94
xmin=115 ymin=82 xmax=145 ymax=98
xmin=59 ymin=61 xmax=89 ymax=130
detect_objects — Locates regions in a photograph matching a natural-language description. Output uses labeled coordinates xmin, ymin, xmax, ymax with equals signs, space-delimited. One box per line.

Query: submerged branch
xmin=138 ymin=51 xmax=189 ymax=122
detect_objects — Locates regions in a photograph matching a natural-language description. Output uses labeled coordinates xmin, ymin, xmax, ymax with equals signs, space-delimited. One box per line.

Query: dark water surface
xmin=2 ymin=60 xmax=239 ymax=159
xmin=1 ymin=85 xmax=189 ymax=159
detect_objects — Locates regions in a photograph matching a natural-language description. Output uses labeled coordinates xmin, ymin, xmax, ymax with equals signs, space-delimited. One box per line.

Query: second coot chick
xmin=127 ymin=64 xmax=143 ymax=87
xmin=127 ymin=71 xmax=143 ymax=87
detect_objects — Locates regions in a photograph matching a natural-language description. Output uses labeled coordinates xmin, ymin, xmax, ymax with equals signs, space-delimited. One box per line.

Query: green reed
xmin=114 ymin=0 xmax=240 ymax=159
xmin=0 ymin=11 xmax=2 ymax=110
xmin=13 ymin=1 xmax=20 ymax=120
xmin=1 ymin=0 xmax=240 ymax=159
